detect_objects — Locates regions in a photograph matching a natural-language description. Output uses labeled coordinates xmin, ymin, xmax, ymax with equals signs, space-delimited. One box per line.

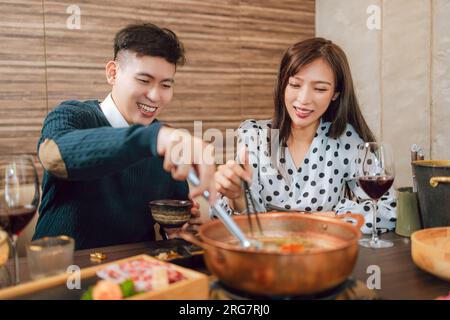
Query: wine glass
xmin=0 ymin=155 xmax=40 ymax=284
xmin=356 ymin=142 xmax=395 ymax=248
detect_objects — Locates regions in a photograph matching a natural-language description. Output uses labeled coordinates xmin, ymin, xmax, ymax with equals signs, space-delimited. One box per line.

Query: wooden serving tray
xmin=0 ymin=254 xmax=209 ymax=300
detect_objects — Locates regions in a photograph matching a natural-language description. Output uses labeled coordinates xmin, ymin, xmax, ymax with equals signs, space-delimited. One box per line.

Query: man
xmin=33 ymin=23 xmax=215 ymax=249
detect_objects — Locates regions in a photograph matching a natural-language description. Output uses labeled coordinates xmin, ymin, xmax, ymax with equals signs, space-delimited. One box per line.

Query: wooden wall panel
xmin=1 ymin=0 xmax=315 ymax=165
xmin=43 ymin=0 xmax=116 ymax=109
xmin=239 ymin=0 xmax=315 ymax=120
xmin=0 ymin=0 xmax=47 ymax=157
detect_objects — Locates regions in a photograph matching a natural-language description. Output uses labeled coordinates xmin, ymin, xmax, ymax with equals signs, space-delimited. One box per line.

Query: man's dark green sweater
xmin=33 ymin=100 xmax=188 ymax=250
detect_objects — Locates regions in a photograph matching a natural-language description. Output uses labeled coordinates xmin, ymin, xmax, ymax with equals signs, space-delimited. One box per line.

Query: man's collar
xmin=99 ymin=93 xmax=129 ymax=128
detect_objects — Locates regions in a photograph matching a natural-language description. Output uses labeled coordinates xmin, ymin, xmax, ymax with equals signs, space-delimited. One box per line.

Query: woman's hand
xmin=214 ymin=149 xmax=252 ymax=199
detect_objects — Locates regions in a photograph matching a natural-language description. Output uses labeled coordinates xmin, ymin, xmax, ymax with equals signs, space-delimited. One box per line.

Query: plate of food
xmin=0 ymin=255 xmax=208 ymax=300
xmin=83 ymin=256 xmax=196 ymax=299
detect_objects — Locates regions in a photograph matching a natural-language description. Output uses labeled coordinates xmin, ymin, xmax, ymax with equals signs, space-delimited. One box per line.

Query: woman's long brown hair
xmin=272 ymin=38 xmax=375 ymax=145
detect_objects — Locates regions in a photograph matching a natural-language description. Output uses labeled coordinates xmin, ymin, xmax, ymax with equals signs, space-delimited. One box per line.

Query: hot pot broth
xmin=228 ymin=232 xmax=340 ymax=253
xmin=257 ymin=235 xmax=313 ymax=253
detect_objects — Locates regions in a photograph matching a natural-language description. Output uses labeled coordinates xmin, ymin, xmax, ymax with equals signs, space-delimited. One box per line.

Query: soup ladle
xmin=187 ymin=170 xmax=262 ymax=250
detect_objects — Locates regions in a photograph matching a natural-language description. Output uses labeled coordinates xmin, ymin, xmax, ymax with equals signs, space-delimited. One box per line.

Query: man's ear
xmin=332 ymin=92 xmax=340 ymax=101
xmin=105 ymin=60 xmax=118 ymax=85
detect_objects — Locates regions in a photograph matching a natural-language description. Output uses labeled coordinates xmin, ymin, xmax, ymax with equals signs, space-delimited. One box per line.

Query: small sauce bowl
xmin=149 ymin=200 xmax=193 ymax=228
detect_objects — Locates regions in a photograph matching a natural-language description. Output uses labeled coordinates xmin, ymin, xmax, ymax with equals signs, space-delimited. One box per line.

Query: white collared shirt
xmin=100 ymin=93 xmax=129 ymax=128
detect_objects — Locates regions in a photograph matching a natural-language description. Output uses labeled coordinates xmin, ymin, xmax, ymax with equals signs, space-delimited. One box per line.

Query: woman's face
xmin=284 ymin=58 xmax=338 ymax=131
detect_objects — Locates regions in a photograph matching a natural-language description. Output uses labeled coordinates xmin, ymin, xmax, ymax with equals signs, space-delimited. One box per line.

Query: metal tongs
xmin=240 ymin=165 xmax=263 ymax=237
xmin=187 ymin=169 xmax=262 ymax=250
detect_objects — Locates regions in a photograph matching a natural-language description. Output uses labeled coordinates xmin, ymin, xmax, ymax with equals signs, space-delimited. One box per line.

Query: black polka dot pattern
xmin=215 ymin=119 xmax=397 ymax=235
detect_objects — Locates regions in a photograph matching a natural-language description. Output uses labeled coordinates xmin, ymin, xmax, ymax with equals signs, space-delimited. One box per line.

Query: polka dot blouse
xmin=215 ymin=119 xmax=397 ymax=234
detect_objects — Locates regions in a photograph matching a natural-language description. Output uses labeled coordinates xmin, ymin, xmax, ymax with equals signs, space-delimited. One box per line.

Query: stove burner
xmin=210 ymin=278 xmax=378 ymax=300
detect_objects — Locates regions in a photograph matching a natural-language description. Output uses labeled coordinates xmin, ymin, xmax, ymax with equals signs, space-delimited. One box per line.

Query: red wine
xmin=0 ymin=206 xmax=36 ymax=236
xmin=358 ymin=176 xmax=394 ymax=200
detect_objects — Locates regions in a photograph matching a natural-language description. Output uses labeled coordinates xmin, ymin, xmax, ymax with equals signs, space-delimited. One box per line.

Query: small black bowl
xmin=149 ymin=200 xmax=193 ymax=228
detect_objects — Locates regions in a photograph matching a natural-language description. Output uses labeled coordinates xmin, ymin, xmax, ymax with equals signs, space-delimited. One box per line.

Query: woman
xmin=214 ymin=38 xmax=396 ymax=234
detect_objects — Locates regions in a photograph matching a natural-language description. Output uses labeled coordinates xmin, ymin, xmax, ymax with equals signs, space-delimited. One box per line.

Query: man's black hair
xmin=114 ymin=23 xmax=185 ymax=66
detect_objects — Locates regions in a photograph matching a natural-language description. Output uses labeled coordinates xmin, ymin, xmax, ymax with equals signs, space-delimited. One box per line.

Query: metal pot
xmin=412 ymin=160 xmax=450 ymax=228
xmin=181 ymin=212 xmax=363 ymax=296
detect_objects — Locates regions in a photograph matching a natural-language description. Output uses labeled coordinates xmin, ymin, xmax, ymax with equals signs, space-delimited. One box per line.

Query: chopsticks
xmin=240 ymin=164 xmax=263 ymax=236
xmin=187 ymin=169 xmax=255 ymax=248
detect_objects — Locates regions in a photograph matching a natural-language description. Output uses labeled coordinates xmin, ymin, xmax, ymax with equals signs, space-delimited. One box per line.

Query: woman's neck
xmin=286 ymin=120 xmax=320 ymax=169
xmin=288 ymin=120 xmax=320 ymax=145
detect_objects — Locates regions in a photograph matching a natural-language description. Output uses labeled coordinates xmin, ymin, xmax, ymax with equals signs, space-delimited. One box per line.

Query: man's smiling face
xmin=107 ymin=51 xmax=176 ymax=126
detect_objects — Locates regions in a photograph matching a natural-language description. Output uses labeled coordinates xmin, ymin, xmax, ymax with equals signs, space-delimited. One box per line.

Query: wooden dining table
xmin=5 ymin=231 xmax=450 ymax=300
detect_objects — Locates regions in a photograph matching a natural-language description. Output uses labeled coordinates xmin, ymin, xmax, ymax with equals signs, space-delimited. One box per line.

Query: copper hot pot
xmin=182 ymin=212 xmax=364 ymax=296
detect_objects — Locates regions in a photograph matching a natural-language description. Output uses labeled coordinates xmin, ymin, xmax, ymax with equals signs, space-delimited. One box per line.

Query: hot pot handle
xmin=179 ymin=231 xmax=209 ymax=250
xmin=180 ymin=232 xmax=227 ymax=266
xmin=429 ymin=176 xmax=450 ymax=187
xmin=335 ymin=213 xmax=365 ymax=229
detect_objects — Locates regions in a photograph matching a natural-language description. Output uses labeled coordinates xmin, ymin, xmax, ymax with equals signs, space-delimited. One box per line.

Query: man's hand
xmin=157 ymin=126 xmax=216 ymax=204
